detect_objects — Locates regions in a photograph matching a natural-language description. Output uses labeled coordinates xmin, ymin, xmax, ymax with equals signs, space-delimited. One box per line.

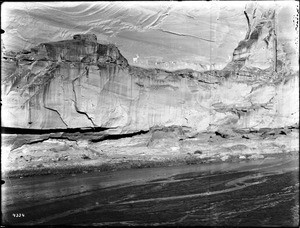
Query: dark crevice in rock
xmin=135 ymin=82 xmax=145 ymax=87
xmin=194 ymin=150 xmax=203 ymax=155
xmin=197 ymin=79 xmax=220 ymax=85
xmin=71 ymin=76 xmax=97 ymax=127
xmin=260 ymin=105 xmax=272 ymax=110
xmin=4 ymin=129 xmax=150 ymax=150
xmin=215 ymin=131 xmax=229 ymax=138
xmin=90 ymin=130 xmax=149 ymax=142
xmin=288 ymin=125 xmax=299 ymax=129
xmin=1 ymin=127 xmax=109 ymax=135
xmin=72 ymin=98 xmax=97 ymax=127
xmin=43 ymin=106 xmax=68 ymax=127
xmin=244 ymin=11 xmax=251 ymax=39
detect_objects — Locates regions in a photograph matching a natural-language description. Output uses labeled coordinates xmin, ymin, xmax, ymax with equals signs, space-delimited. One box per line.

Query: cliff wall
xmin=2 ymin=32 xmax=298 ymax=135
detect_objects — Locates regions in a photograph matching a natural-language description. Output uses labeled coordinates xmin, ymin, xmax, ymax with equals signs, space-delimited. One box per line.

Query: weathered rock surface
xmin=1 ymin=3 xmax=299 ymax=175
xmin=1 ymin=32 xmax=298 ymax=134
xmin=2 ymin=127 xmax=299 ymax=175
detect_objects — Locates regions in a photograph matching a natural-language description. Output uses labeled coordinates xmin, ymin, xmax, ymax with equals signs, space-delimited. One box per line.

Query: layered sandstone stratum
xmin=1 ymin=3 xmax=299 ymax=175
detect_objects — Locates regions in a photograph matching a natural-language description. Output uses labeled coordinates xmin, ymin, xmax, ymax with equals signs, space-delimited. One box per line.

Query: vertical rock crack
xmin=44 ymin=106 xmax=68 ymax=127
xmin=71 ymin=76 xmax=97 ymax=127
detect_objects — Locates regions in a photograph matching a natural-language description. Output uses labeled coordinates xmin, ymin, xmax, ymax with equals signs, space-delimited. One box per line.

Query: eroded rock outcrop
xmin=1 ymin=30 xmax=299 ymax=135
xmin=225 ymin=5 xmax=298 ymax=75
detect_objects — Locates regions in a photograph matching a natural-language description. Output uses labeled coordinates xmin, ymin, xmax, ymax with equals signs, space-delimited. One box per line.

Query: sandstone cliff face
xmin=1 ymin=30 xmax=299 ymax=135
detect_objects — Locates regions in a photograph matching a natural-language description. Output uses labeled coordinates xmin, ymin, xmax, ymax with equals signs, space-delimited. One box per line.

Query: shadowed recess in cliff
xmin=90 ymin=130 xmax=150 ymax=142
xmin=1 ymin=126 xmax=110 ymax=135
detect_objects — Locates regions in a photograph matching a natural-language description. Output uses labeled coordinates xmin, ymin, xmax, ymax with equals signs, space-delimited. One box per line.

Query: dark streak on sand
xmin=2 ymin=156 xmax=299 ymax=226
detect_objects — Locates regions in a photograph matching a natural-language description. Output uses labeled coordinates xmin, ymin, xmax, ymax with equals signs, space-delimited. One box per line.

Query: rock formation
xmin=1 ymin=4 xmax=299 ymax=175
xmin=2 ymin=31 xmax=298 ymax=133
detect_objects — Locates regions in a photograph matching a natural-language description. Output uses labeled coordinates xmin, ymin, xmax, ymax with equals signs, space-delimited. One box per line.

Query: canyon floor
xmin=2 ymin=155 xmax=299 ymax=226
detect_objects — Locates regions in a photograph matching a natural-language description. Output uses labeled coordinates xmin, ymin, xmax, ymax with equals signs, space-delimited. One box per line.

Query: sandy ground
xmin=1 ymin=127 xmax=298 ymax=178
